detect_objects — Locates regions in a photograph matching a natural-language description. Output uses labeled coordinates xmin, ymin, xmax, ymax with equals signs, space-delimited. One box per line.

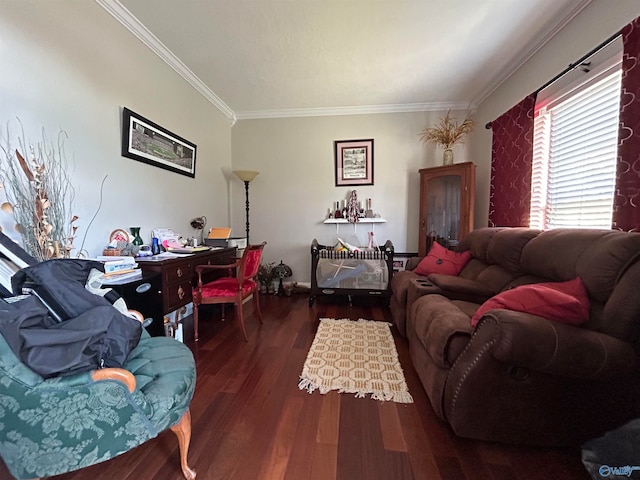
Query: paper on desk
xmin=135 ymin=251 xmax=186 ymax=260
xmin=99 ymin=270 xmax=143 ymax=285
xmin=168 ymin=246 xmax=209 ymax=254
xmin=208 ymin=227 xmax=232 ymax=239
xmin=95 ymin=255 xmax=136 ymax=263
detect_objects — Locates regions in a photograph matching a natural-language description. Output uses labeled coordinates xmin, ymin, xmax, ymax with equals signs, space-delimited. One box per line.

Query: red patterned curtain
xmin=613 ymin=16 xmax=640 ymax=232
xmin=488 ymin=94 xmax=536 ymax=227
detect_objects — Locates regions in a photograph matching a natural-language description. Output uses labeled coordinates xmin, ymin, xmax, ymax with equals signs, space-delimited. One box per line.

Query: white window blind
xmin=530 ymin=69 xmax=622 ymax=230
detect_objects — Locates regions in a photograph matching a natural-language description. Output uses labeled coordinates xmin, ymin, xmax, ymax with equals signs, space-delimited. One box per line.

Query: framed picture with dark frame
xmin=334 ymin=138 xmax=374 ymax=186
xmin=121 ymin=107 xmax=197 ymax=178
xmin=392 ymin=252 xmax=419 ymax=273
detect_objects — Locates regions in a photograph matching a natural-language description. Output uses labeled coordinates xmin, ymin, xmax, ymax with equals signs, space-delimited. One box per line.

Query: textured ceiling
xmin=108 ymin=0 xmax=591 ymax=119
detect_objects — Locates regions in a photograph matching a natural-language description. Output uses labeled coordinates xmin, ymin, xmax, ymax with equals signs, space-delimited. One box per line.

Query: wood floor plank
xmin=378 ymin=401 xmax=409 ymax=452
xmin=282 ymin=391 xmax=324 ymax=480
xmin=260 ymin=397 xmax=305 ymax=480
xmin=396 ymin=400 xmax=442 ymax=479
xmin=230 ymin=348 xmax=311 ymax=479
xmin=452 ymin=437 xmax=495 ymax=480
xmin=337 ymin=394 xmax=395 ymax=480
xmin=477 ymin=442 xmax=513 ymax=466
xmin=381 ymin=449 xmax=416 ymax=480
xmin=435 ymin=455 xmax=469 ymax=480
xmin=308 ymin=442 xmax=338 ymax=480
xmin=0 ymin=295 xmax=592 ymax=480
xmin=316 ymin=391 xmax=341 ymax=445
xmin=486 ymin=463 xmax=519 ymax=480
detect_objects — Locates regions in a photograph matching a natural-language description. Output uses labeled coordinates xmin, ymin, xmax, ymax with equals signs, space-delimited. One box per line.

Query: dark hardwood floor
xmin=0 ymin=294 xmax=591 ymax=480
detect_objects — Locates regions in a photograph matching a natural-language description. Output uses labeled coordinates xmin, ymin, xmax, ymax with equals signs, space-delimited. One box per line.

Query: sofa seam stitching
xmin=448 ymin=320 xmax=497 ymax=421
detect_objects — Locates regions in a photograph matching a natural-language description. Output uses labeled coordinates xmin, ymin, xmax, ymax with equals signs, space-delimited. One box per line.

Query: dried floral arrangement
xmin=419 ymin=110 xmax=476 ymax=149
xmin=0 ymin=123 xmax=78 ymax=261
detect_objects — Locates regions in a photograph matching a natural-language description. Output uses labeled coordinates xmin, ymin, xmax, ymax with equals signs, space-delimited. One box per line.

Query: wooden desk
xmin=108 ymin=272 xmax=164 ymax=337
xmin=136 ymin=248 xmax=236 ymax=316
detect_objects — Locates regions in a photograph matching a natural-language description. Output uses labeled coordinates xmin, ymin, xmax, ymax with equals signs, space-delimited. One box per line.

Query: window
xmin=530 ymin=64 xmax=622 ymax=230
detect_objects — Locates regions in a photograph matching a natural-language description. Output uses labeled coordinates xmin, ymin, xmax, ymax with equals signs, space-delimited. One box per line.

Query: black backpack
xmin=0 ymin=259 xmax=142 ymax=378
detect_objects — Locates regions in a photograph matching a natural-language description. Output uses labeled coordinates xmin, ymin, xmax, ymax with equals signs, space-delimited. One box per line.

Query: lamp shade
xmin=272 ymin=260 xmax=292 ymax=279
xmin=233 ymin=170 xmax=260 ymax=182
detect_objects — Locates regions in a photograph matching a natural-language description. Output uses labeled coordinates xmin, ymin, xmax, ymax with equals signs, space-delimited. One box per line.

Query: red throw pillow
xmin=470 ymin=277 xmax=590 ymax=327
xmin=414 ymin=241 xmax=472 ymax=277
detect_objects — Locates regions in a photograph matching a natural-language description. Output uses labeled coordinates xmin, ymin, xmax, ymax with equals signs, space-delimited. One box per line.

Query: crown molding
xmin=471 ymin=0 xmax=593 ymax=106
xmin=96 ymin=0 xmax=237 ymax=125
xmin=234 ymin=101 xmax=476 ymax=120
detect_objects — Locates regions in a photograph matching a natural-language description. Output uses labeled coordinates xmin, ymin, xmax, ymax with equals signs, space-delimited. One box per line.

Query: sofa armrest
xmin=478 ymin=310 xmax=638 ymax=380
xmin=390 ymin=270 xmax=420 ymax=304
xmin=411 ymin=294 xmax=473 ymax=368
xmin=92 ymin=367 xmax=136 ymax=393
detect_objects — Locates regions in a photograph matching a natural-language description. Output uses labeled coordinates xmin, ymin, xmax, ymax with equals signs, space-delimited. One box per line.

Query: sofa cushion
xmin=521 ymin=230 xmax=640 ymax=299
xmin=470 ymin=277 xmax=590 ymax=327
xmin=427 ymin=274 xmax=495 ymax=300
xmin=486 ymin=228 xmax=540 ymax=273
xmin=458 ymin=227 xmax=505 ymax=263
xmin=474 ymin=264 xmax=520 ymax=294
xmin=415 ymin=242 xmax=472 ymax=277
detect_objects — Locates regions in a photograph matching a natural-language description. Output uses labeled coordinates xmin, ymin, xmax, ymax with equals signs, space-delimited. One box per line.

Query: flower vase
xmin=443 ymin=148 xmax=454 ymax=166
xmin=130 ymin=227 xmax=144 ymax=246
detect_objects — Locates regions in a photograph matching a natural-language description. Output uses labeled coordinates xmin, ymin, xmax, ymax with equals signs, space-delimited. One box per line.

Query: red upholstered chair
xmin=192 ymin=242 xmax=266 ymax=341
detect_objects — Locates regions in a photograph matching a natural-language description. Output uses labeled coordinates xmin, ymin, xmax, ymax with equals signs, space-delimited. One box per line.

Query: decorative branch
xmin=0 ymin=120 xmax=78 ymax=261
xmin=76 ymin=174 xmax=107 ymax=258
xmin=419 ymin=110 xmax=475 ymax=149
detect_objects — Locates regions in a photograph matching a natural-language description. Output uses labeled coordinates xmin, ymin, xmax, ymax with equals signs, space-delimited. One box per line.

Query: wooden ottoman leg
xmin=171 ymin=409 xmax=196 ymax=480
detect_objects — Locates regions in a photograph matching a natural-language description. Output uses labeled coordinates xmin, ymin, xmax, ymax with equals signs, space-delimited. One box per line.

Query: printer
xmin=204 ymin=227 xmax=247 ymax=254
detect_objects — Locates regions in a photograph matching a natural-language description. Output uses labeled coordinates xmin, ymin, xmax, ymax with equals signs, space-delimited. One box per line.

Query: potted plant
xmin=419 ymin=110 xmax=475 ymax=165
xmin=257 ymin=262 xmax=275 ymax=294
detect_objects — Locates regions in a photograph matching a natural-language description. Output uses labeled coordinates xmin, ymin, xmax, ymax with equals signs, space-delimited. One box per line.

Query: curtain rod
xmin=485 ymin=29 xmax=622 ymax=129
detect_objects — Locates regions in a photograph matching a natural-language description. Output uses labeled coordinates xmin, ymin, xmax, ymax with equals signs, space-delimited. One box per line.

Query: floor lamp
xmin=233 ymin=170 xmax=259 ymax=244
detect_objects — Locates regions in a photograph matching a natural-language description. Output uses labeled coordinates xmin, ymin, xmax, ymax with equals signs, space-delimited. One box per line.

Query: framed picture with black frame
xmin=121 ymin=107 xmax=197 ymax=178
xmin=392 ymin=252 xmax=419 ymax=273
xmin=334 ymin=138 xmax=374 ymax=186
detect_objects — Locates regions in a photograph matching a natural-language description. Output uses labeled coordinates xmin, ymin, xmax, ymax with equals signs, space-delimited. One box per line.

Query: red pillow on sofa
xmin=470 ymin=277 xmax=590 ymax=327
xmin=414 ymin=241 xmax=472 ymax=277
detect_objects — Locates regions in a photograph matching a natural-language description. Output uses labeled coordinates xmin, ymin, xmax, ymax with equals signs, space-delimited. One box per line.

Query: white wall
xmin=469 ymin=1 xmax=640 ymax=228
xmin=231 ymin=112 xmax=473 ymax=283
xmin=0 ymin=1 xmax=231 ymax=256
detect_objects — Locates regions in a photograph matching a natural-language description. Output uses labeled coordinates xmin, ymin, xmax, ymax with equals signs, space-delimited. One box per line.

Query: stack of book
xmin=96 ymin=256 xmax=140 ymax=283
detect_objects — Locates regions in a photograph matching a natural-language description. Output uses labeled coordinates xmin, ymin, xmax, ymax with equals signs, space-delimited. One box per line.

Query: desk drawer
xmin=164 ymin=262 xmax=193 ymax=285
xmin=108 ymin=272 xmax=164 ymax=337
xmin=137 ymin=247 xmax=237 ymax=318
xmin=165 ymin=279 xmax=193 ymax=312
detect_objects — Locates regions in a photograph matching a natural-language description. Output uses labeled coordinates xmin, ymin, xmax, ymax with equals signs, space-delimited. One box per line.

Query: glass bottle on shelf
xmin=365 ymin=198 xmax=374 ymax=218
xmin=334 ymin=201 xmax=343 ymax=218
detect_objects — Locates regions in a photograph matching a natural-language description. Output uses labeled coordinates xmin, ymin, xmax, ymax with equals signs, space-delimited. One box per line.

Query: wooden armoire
xmin=418 ymin=162 xmax=476 ymax=257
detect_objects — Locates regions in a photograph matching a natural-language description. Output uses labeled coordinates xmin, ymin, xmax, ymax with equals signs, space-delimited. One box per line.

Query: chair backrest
xmin=239 ymin=242 xmax=266 ymax=281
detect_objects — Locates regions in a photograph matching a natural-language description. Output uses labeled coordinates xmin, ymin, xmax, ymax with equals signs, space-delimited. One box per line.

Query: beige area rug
xmin=298 ymin=318 xmax=413 ymax=403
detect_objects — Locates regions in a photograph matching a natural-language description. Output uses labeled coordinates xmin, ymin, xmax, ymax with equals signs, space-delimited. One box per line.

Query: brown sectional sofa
xmin=390 ymin=227 xmax=640 ymax=446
